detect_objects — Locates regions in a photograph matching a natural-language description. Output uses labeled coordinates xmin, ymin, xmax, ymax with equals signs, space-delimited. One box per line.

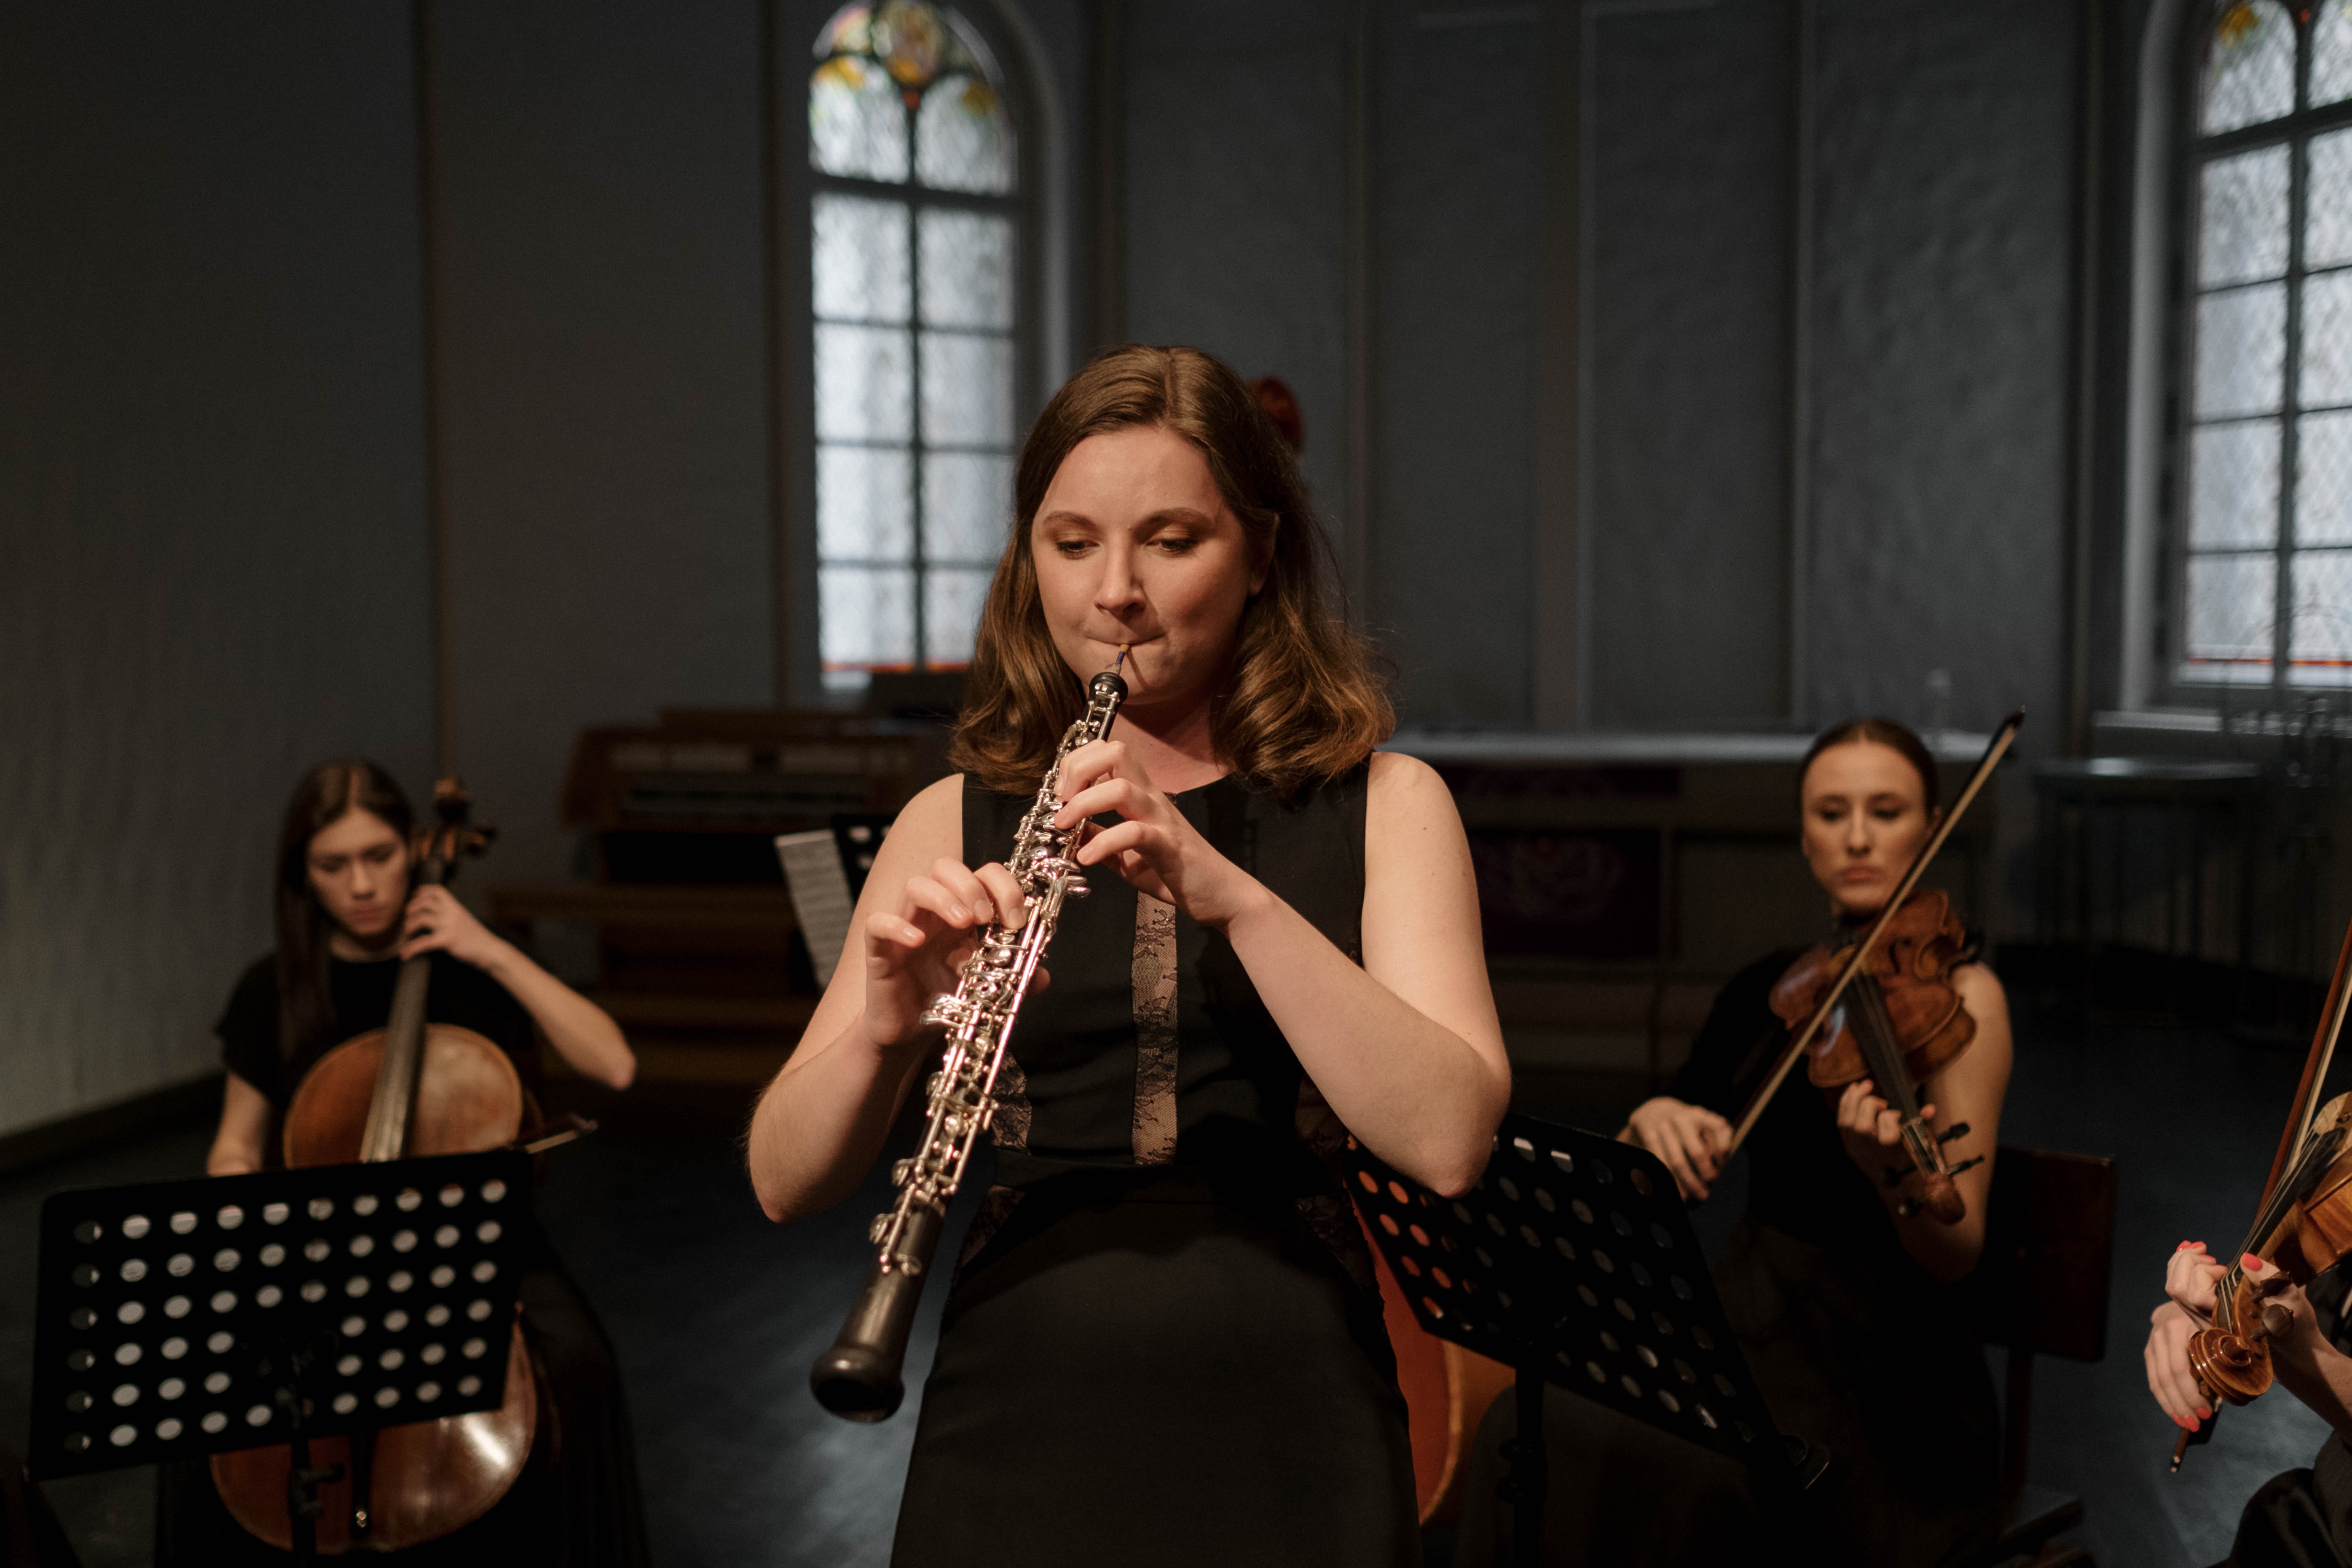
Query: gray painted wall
xmin=1112 ymin=0 xmax=2085 ymax=741
xmin=432 ymin=1 xmax=777 ymax=887
xmin=1802 ymin=0 xmax=2076 ymax=734
xmin=0 ymin=3 xmax=434 ymax=1138
xmin=1586 ymin=0 xmax=1796 ymax=729
xmin=1372 ymin=6 xmax=1541 ymax=726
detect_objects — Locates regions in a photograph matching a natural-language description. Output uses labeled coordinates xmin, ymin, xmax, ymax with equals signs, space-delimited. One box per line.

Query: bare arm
xmin=402 ymin=887 xmax=636 ymax=1090
xmin=1056 ymin=745 xmax=1508 ymax=1196
xmin=207 ymin=1073 xmax=273 ymax=1175
xmin=746 ymin=776 xmax=990 ymax=1223
xmin=1223 ymin=753 xmax=1509 ymax=1195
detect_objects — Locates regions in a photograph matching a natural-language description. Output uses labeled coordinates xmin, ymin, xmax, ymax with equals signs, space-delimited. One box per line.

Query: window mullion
xmin=2281 ymin=20 xmax=2316 ymax=688
xmin=908 ymin=106 xmax=928 ymax=673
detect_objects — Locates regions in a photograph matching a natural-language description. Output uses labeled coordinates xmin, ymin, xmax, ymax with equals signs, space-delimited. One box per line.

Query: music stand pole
xmin=1499 ymin=1359 xmax=1547 ymax=1568
xmin=272 ymin=1338 xmax=340 ymax=1565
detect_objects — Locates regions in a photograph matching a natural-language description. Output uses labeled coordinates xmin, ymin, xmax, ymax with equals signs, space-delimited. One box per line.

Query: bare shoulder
xmin=868 ymin=773 xmax=965 ymax=879
xmin=1365 ymin=749 xmax=1459 ymax=826
xmin=1363 ymin=751 xmax=1473 ymax=895
xmin=1952 ymin=960 xmax=2010 ymax=1020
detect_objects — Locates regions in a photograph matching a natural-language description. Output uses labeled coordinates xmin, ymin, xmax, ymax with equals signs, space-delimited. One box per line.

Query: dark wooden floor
xmin=1 ymin=1000 xmax=2332 ymax=1566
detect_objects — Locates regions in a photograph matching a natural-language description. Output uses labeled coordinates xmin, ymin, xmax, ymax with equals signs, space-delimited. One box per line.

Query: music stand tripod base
xmin=1344 ymin=1115 xmax=1828 ymax=1560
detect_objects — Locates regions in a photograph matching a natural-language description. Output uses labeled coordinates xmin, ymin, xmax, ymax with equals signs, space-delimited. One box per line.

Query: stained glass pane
xmin=813 ymin=194 xmax=910 ymax=324
xmin=2311 ymin=131 xmax=2352 ymax=273
xmin=821 ymin=565 xmax=915 ymax=673
xmin=818 ymin=444 xmax=914 ymax=561
xmin=810 ymin=56 xmax=908 ymax=182
xmin=2197 ymin=284 xmax=2287 ymax=418
xmin=2185 ymin=551 xmax=2277 ymax=672
xmin=2304 ymin=411 xmax=2352 ymax=545
xmin=2303 ymin=271 xmax=2352 ymax=407
xmin=816 ymin=323 xmax=912 ymax=442
xmin=2203 ymin=1 xmax=2296 ymax=135
xmin=2293 ymin=549 xmax=2352 ymax=677
xmin=923 ymin=567 xmax=992 ymax=665
xmin=919 ymin=209 xmax=1014 ymax=329
xmin=2201 ymin=146 xmax=2290 ymax=288
xmin=2317 ymin=0 xmax=2352 ymax=107
xmin=916 ymin=74 xmax=1015 ymax=194
xmin=921 ymin=332 xmax=1013 ymax=446
xmin=2191 ymin=420 xmax=2282 ymax=547
xmin=923 ymin=451 xmax=1012 ymax=562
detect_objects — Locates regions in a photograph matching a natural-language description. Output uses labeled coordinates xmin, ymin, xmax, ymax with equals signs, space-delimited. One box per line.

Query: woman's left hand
xmin=1832 ymin=1078 xmax=1936 ymax=1180
xmin=401 ymin=885 xmax=510 ymax=969
xmin=1051 ymin=739 xmax=1262 ymax=931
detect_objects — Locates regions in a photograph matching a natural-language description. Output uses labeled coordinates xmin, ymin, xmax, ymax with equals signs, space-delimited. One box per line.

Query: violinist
xmin=2147 ymin=1243 xmax=2352 ymax=1565
xmin=156 ymin=759 xmax=649 ymax=1566
xmin=1603 ymin=717 xmax=2014 ymax=1565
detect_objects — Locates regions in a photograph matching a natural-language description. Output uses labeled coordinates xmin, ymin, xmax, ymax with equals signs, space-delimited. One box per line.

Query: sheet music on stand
xmin=775 ymin=815 xmax=891 ymax=987
xmin=1345 ymin=1114 xmax=1825 ymax=1564
xmin=27 ymin=1150 xmax=528 ymax=1483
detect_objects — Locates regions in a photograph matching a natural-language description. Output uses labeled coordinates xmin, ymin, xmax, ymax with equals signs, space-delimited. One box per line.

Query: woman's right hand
xmin=859 ymin=857 xmax=1031 ymax=1052
xmin=1620 ymin=1096 xmax=1733 ymax=1201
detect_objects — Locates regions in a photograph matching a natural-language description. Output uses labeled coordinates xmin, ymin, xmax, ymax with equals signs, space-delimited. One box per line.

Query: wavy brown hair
xmin=948 ymin=345 xmax=1392 ymax=798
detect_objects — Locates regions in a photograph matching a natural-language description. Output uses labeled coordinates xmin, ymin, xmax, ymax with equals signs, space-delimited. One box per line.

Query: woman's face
xmin=1799 ymin=741 xmax=1936 ymax=917
xmin=307 ymin=807 xmax=410 ymax=945
xmin=1030 ymin=425 xmax=1268 ymax=717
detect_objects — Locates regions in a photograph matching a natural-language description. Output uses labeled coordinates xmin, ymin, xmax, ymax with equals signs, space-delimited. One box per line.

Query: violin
xmin=1768 ymin=889 xmax=1984 ymax=1224
xmin=2172 ymin=919 xmax=2352 ymax=1471
xmin=1722 ymin=711 xmax=2024 ymax=1222
xmin=211 ymin=781 xmax=544 ymax=1553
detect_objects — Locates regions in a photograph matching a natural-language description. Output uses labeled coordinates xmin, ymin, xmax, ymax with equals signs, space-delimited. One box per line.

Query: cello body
xmin=283 ymin=1023 xmax=526 ymax=1167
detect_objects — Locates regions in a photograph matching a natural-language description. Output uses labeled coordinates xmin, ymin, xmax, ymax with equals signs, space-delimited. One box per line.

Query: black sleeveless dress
xmin=1459 ymin=947 xmax=2005 ymax=1567
xmin=888 ymin=769 xmax=1419 ymax=1568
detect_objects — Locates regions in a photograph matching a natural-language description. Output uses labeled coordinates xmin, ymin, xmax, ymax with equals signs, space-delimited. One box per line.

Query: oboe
xmin=810 ymin=652 xmax=1129 ymax=1421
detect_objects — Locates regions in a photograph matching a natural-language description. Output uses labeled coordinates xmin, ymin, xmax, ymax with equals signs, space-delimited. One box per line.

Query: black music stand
xmin=27 ymin=1150 xmax=530 ymax=1561
xmin=1345 ymin=1114 xmax=1827 ymax=1566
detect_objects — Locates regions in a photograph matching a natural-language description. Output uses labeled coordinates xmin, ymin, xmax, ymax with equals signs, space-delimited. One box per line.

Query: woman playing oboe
xmin=746 ymin=344 xmax=1509 ymax=1566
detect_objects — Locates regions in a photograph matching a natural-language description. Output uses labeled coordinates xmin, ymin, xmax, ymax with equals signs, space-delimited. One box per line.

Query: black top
xmin=1672 ymin=946 xmax=1903 ymax=1258
xmin=217 ymin=952 xmax=540 ymax=1109
xmin=959 ymin=765 xmax=1368 ymax=1198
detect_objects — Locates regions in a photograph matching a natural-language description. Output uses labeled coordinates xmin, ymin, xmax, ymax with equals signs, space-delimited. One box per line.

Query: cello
xmin=211 ymin=780 xmax=542 ymax=1552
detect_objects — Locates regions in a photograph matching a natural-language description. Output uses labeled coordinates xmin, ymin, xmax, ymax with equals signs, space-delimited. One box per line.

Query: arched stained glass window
xmin=2176 ymin=0 xmax=2352 ymax=686
xmin=810 ymin=1 xmax=1019 ymax=692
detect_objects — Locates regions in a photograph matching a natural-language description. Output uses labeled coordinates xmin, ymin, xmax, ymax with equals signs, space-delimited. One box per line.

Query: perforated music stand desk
xmin=1346 ymin=1113 xmax=1826 ymax=1565
xmin=26 ymin=1151 xmax=530 ymax=1557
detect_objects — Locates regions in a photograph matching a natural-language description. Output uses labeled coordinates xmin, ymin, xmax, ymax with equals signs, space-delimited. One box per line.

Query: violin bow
xmin=1725 ymin=710 xmax=2025 ymax=1157
xmin=2266 ymin=917 xmax=2352 ymax=1206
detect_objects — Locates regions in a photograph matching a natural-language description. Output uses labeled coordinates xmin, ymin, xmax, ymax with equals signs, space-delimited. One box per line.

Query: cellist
xmin=155 ymin=759 xmax=649 ymax=1566
xmin=1466 ymin=718 xmax=2013 ymax=1565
